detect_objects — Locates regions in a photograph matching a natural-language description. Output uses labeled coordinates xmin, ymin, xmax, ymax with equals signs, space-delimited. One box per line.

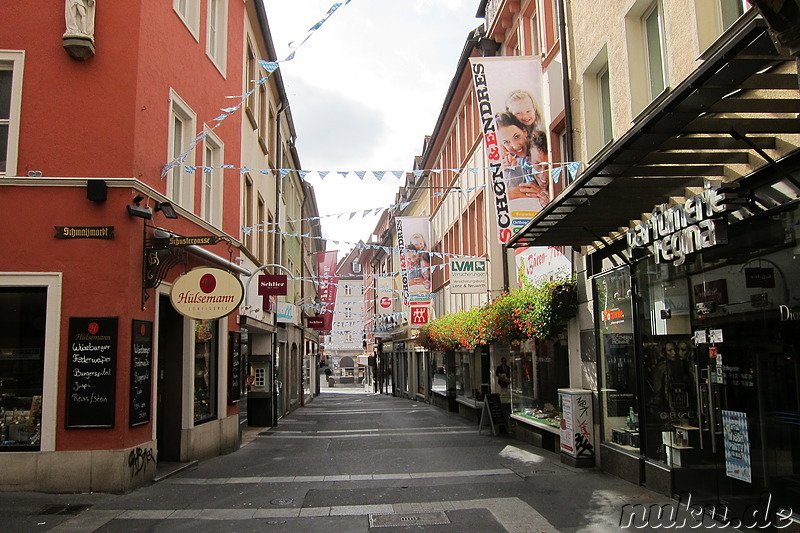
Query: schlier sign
xmin=258 ymin=274 xmax=288 ymax=296
xmin=626 ymin=185 xmax=729 ymax=266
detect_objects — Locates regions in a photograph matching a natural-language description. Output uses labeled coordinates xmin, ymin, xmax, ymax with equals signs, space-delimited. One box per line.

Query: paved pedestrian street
xmin=4 ymin=392 xmax=725 ymax=532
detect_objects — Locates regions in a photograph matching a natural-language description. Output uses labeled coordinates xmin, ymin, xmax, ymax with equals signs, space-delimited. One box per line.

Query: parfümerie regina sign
xmin=170 ymin=267 xmax=244 ymax=320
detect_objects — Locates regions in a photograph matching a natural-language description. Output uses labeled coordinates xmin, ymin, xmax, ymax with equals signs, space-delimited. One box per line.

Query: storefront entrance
xmin=673 ymin=317 xmax=798 ymax=523
xmin=156 ymin=294 xmax=183 ymax=462
xmin=598 ymin=187 xmax=800 ymax=525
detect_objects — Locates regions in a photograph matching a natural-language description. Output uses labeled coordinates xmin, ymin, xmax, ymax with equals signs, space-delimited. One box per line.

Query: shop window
xmin=509 ymin=336 xmax=570 ymax=429
xmin=0 ymin=288 xmax=45 ymax=450
xmin=595 ymin=266 xmax=640 ymax=452
xmin=194 ymin=320 xmax=218 ymax=424
xmin=431 ymin=351 xmax=446 ymax=392
xmin=635 ymin=262 xmax=697 ymax=466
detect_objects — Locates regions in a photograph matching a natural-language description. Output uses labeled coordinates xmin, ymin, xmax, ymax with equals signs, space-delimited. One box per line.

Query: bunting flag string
xmin=253 ymin=227 xmax=481 ymax=260
xmin=177 ymin=161 xmax=581 ymax=183
xmin=161 ymin=1 xmax=353 ymax=177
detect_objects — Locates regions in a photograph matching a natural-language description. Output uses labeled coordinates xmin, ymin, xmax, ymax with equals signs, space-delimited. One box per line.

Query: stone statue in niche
xmin=64 ymin=0 xmax=96 ymax=40
xmin=63 ymin=0 xmax=96 ymax=61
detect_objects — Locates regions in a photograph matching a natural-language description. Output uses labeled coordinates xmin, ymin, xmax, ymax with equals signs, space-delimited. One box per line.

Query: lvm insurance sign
xmin=450 ymin=258 xmax=488 ymax=294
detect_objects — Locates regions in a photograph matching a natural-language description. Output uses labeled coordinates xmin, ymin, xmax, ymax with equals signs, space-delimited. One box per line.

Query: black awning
xmin=508 ymin=17 xmax=800 ymax=249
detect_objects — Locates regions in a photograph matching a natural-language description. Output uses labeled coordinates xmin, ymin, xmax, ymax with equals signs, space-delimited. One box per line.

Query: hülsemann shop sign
xmin=626 ymin=185 xmax=729 ymax=266
xmin=170 ymin=267 xmax=244 ymax=320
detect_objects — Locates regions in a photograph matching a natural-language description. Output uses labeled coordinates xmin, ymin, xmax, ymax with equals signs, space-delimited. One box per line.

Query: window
xmin=344 ymin=285 xmax=353 ymax=296
xmin=202 ymin=131 xmax=223 ymax=227
xmin=245 ymin=42 xmax=257 ymax=127
xmin=0 ymin=51 xmax=24 ymax=177
xmin=530 ymin=12 xmax=541 ymax=56
xmin=598 ymin=66 xmax=613 ymax=145
xmin=594 ymin=266 xmax=639 ymax=452
xmin=193 ymin=320 xmax=218 ymax=424
xmin=720 ymin=0 xmax=748 ymax=30
xmin=206 ymin=0 xmax=228 ymax=74
xmin=0 ymin=287 xmax=46 ymax=450
xmin=168 ymin=92 xmax=196 ymax=209
xmin=173 ymin=0 xmax=199 ymax=39
xmin=258 ymin=84 xmax=269 ymax=154
xmin=643 ymin=3 xmax=666 ymax=100
xmin=256 ymin=195 xmax=265 ymax=263
xmin=243 ymin=175 xmax=253 ymax=251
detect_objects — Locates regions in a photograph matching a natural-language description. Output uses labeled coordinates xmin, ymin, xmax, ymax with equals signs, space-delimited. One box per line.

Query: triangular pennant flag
xmin=568 ymin=161 xmax=581 ymax=181
xmin=258 ymin=60 xmax=279 ymax=73
xmin=202 ymin=166 xmax=213 ymax=173
xmin=318 ymin=170 xmax=329 ymax=180
xmin=212 ymin=114 xmax=228 ymax=122
xmin=349 ymin=212 xmax=357 ymax=220
xmin=338 ymin=171 xmax=349 ymax=178
xmin=284 ymin=51 xmax=296 ymax=61
xmin=260 ymin=169 xmax=270 ymax=174
xmin=363 ymin=210 xmax=372 ymax=217
xmin=393 ymin=170 xmax=404 ymax=179
xmin=355 ymin=171 xmax=366 ymax=180
xmin=279 ymin=168 xmax=291 ymax=178
xmin=373 ymin=171 xmax=385 ymax=181
xmin=413 ymin=170 xmax=423 ymax=179
xmin=240 ymin=168 xmax=251 ymax=174
xmin=469 ymin=167 xmax=479 ymax=174
xmin=221 ymin=164 xmax=235 ymax=169
xmin=184 ymin=165 xmax=196 ymax=173
xmin=299 ymin=170 xmax=310 ymax=180
xmin=551 ymin=166 xmax=563 ymax=183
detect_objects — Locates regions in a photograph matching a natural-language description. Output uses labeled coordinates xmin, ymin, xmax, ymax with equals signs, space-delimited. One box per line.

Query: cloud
xmin=284 ymin=78 xmax=387 ymax=170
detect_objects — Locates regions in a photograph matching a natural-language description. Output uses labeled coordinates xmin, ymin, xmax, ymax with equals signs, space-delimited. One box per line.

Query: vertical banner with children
xmin=395 ymin=217 xmax=431 ymax=306
xmin=316 ymin=251 xmax=339 ymax=331
xmin=469 ymin=56 xmax=551 ymax=244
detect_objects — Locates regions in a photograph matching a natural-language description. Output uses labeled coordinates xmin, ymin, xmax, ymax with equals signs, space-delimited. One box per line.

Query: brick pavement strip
xmin=47 ymin=497 xmax=558 ymax=531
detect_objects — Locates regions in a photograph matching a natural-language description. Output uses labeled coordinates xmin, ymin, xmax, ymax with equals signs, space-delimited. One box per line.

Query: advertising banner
xmin=450 ymin=258 xmax=488 ymax=294
xmin=316 ymin=251 xmax=339 ymax=331
xmin=514 ymin=246 xmax=571 ymax=288
xmin=469 ymin=56 xmax=551 ymax=244
xmin=395 ymin=216 xmax=431 ymax=306
xmin=376 ymin=276 xmax=394 ymax=316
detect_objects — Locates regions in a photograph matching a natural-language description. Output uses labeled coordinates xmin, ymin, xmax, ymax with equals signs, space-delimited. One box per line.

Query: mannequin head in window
xmin=664 ymin=341 xmax=678 ymax=361
xmin=678 ymin=340 xmax=691 ymax=362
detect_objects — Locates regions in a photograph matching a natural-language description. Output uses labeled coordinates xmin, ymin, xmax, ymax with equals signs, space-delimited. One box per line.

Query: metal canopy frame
xmin=507 ymin=18 xmax=800 ymax=249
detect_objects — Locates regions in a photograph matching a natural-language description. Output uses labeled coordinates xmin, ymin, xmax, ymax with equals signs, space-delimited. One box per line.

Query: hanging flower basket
xmin=417 ymin=276 xmax=577 ymax=348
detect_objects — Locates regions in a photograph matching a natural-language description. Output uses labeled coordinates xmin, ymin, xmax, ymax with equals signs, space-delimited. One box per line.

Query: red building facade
xmin=0 ymin=1 xmax=255 ymax=491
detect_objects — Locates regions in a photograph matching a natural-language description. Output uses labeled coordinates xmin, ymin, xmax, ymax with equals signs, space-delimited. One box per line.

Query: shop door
xmin=156 ymin=295 xmax=183 ymax=462
xmin=672 ymin=319 xmax=798 ymax=526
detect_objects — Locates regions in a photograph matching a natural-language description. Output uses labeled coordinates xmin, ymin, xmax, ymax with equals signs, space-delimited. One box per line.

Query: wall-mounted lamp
xmin=126 ymin=194 xmax=152 ymax=219
xmin=155 ymin=201 xmax=178 ymax=219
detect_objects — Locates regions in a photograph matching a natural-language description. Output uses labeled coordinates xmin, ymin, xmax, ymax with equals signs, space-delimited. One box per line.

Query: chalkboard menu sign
xmin=228 ymin=331 xmax=241 ymax=403
xmin=129 ymin=320 xmax=153 ymax=426
xmin=478 ymin=393 xmax=506 ymax=436
xmin=66 ymin=317 xmax=117 ymax=428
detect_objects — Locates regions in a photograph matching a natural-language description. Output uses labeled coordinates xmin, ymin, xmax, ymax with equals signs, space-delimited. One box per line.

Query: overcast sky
xmin=261 ymin=0 xmax=481 ymax=253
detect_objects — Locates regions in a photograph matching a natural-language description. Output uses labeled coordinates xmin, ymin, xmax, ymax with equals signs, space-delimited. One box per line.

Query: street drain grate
xmin=36 ymin=504 xmax=92 ymax=516
xmin=369 ymin=511 xmax=450 ymax=528
xmin=270 ymin=498 xmax=294 ymax=506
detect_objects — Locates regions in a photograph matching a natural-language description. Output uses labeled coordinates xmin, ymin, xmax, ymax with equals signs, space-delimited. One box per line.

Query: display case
xmin=193 ymin=320 xmax=217 ymax=424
